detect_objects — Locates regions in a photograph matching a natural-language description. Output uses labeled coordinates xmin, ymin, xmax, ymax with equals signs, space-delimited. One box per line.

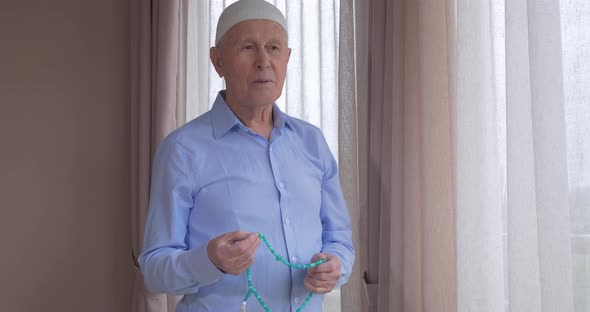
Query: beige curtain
xmin=338 ymin=0 xmax=363 ymax=311
xmin=345 ymin=0 xmax=577 ymax=311
xmin=130 ymin=1 xmax=184 ymax=311
xmin=348 ymin=1 xmax=458 ymax=311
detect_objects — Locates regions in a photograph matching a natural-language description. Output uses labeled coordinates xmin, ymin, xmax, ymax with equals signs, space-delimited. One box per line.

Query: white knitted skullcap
xmin=215 ymin=0 xmax=288 ymax=45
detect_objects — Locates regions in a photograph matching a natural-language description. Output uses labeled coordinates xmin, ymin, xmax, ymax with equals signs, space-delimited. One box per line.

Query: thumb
xmin=224 ymin=230 xmax=250 ymax=243
xmin=309 ymin=253 xmax=327 ymax=274
xmin=311 ymin=253 xmax=328 ymax=263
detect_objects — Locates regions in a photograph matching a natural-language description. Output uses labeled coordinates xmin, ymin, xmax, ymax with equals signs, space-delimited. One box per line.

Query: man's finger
xmin=310 ymin=253 xmax=328 ymax=263
xmin=310 ymin=260 xmax=335 ymax=274
xmin=304 ymin=276 xmax=334 ymax=294
xmin=309 ymin=253 xmax=328 ymax=272
xmin=306 ymin=271 xmax=335 ymax=282
xmin=221 ymin=233 xmax=261 ymax=271
xmin=312 ymin=261 xmax=337 ymax=273
xmin=223 ymin=252 xmax=255 ymax=274
xmin=306 ymin=274 xmax=332 ymax=286
xmin=313 ymin=253 xmax=342 ymax=273
xmin=235 ymin=232 xmax=260 ymax=249
xmin=228 ymin=232 xmax=259 ymax=255
xmin=223 ymin=230 xmax=250 ymax=243
xmin=228 ymin=235 xmax=260 ymax=262
xmin=208 ymin=231 xmax=260 ymax=274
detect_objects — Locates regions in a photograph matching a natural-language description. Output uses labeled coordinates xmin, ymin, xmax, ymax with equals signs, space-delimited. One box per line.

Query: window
xmin=490 ymin=1 xmax=590 ymax=310
xmin=562 ymin=2 xmax=590 ymax=310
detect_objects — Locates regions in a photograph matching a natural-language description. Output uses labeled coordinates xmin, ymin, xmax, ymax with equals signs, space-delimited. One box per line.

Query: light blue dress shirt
xmin=139 ymin=91 xmax=354 ymax=312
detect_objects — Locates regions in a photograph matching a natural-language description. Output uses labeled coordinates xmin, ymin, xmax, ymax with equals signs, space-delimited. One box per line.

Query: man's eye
xmin=243 ymin=45 xmax=254 ymax=50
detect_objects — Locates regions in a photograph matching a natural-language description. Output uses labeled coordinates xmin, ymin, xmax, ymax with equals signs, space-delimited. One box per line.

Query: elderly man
xmin=139 ymin=0 xmax=354 ymax=311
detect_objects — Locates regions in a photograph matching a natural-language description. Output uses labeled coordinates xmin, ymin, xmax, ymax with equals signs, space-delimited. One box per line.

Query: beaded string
xmin=241 ymin=232 xmax=326 ymax=312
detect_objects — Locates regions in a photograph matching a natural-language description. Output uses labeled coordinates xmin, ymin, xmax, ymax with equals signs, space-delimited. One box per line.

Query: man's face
xmin=210 ymin=19 xmax=291 ymax=108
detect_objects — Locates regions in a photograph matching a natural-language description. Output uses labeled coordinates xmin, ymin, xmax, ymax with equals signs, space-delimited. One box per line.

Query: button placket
xmin=269 ymin=139 xmax=301 ymax=307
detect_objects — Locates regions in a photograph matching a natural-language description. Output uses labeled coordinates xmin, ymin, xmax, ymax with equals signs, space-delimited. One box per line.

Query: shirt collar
xmin=210 ymin=91 xmax=292 ymax=139
xmin=272 ymin=102 xmax=291 ymax=130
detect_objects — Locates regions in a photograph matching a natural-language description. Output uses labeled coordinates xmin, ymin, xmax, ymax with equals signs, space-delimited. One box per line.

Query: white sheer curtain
xmin=562 ymin=1 xmax=590 ymax=310
xmin=504 ymin=1 xmax=574 ymax=310
xmin=351 ymin=0 xmax=590 ymax=311
xmin=494 ymin=1 xmax=590 ymax=310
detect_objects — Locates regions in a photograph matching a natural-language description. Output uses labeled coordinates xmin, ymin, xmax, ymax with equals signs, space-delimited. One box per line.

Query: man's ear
xmin=210 ymin=47 xmax=224 ymax=78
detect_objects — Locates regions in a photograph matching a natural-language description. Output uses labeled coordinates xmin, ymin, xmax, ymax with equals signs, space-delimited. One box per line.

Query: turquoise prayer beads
xmin=241 ymin=232 xmax=327 ymax=312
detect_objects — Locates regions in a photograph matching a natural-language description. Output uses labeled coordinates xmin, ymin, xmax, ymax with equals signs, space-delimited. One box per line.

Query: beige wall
xmin=0 ymin=1 xmax=132 ymax=311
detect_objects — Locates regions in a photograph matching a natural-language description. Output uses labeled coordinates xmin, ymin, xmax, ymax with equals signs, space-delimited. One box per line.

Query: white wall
xmin=0 ymin=1 xmax=133 ymax=311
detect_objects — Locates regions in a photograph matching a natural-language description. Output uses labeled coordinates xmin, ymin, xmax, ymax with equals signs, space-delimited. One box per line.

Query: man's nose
xmin=255 ymin=50 xmax=271 ymax=69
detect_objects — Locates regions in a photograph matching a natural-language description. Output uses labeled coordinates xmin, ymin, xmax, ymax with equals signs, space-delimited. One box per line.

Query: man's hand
xmin=207 ymin=231 xmax=260 ymax=275
xmin=304 ymin=253 xmax=342 ymax=294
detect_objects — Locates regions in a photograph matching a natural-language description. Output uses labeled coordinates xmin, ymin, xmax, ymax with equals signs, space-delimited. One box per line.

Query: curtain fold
xmin=130 ymin=1 xmax=183 ymax=311
xmin=505 ymin=1 xmax=574 ymax=311
xmin=454 ymin=2 xmax=505 ymax=311
xmin=338 ymin=0 xmax=362 ymax=311
xmin=353 ymin=0 xmax=577 ymax=311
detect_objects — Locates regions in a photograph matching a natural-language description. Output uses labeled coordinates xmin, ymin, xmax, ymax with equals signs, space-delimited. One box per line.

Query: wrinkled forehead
xmin=220 ymin=19 xmax=288 ymax=45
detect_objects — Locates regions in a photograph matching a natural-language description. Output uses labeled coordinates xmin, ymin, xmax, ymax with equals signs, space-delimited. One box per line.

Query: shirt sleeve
xmin=138 ymin=137 xmax=224 ymax=295
xmin=316 ymin=131 xmax=355 ymax=288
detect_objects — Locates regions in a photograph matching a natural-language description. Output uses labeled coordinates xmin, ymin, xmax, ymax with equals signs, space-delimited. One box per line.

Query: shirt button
xmin=294 ymin=297 xmax=299 ymax=303
xmin=278 ymin=182 xmax=284 ymax=188
xmin=284 ymin=218 xmax=290 ymax=225
xmin=291 ymin=256 xmax=297 ymax=262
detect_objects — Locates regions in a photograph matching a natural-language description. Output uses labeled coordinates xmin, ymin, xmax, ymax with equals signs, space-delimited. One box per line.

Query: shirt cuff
xmin=334 ymin=261 xmax=348 ymax=288
xmin=322 ymin=251 xmax=349 ymax=288
xmin=177 ymin=242 xmax=225 ymax=287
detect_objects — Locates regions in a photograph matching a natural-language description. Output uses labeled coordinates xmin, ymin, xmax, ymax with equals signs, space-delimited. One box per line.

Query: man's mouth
xmin=254 ymin=79 xmax=273 ymax=83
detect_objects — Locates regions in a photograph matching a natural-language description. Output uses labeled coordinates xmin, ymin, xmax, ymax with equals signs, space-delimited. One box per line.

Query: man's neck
xmin=225 ymin=99 xmax=274 ymax=140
